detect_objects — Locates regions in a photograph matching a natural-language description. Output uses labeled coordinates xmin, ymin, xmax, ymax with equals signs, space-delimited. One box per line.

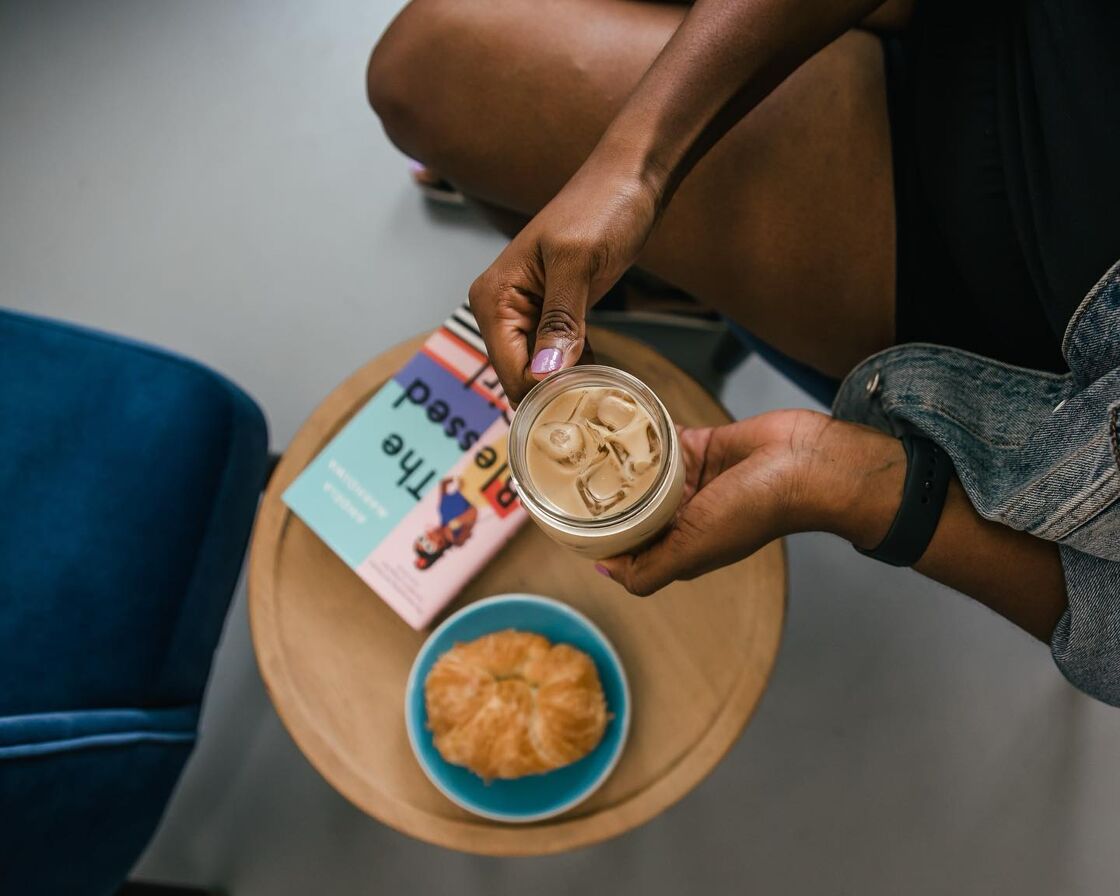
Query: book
xmin=283 ymin=305 xmax=527 ymax=629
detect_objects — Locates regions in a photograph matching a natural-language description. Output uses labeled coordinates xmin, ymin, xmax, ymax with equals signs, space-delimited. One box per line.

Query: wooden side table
xmin=248 ymin=328 xmax=785 ymax=856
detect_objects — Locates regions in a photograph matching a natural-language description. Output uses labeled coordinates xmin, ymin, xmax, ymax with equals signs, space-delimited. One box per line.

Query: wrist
xmin=587 ymin=128 xmax=675 ymax=213
xmin=796 ymin=419 xmax=907 ymax=548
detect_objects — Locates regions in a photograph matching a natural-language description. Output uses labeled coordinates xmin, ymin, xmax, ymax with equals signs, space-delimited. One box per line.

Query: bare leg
xmin=369 ymin=0 xmax=895 ymax=378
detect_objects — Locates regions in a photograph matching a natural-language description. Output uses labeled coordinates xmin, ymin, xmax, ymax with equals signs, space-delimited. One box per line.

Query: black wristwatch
xmin=856 ymin=434 xmax=952 ymax=567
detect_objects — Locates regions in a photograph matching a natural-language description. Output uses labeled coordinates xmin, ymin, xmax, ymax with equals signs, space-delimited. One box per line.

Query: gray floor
xmin=3 ymin=2 xmax=1119 ymax=894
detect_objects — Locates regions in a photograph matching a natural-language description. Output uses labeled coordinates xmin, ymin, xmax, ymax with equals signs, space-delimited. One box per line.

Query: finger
xmin=576 ymin=332 xmax=596 ymax=367
xmin=596 ymin=522 xmax=709 ymax=598
xmin=469 ymin=270 xmax=537 ymax=404
xmin=690 ymin=414 xmax=796 ymax=488
xmin=595 ymin=485 xmax=733 ymax=596
xmin=600 ymin=458 xmax=783 ymax=595
xmin=529 ymin=256 xmax=589 ymax=380
xmin=677 ymin=427 xmax=714 ymax=498
xmin=495 ymin=308 xmax=537 ymax=407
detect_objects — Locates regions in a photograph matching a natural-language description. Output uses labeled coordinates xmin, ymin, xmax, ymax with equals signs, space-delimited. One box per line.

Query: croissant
xmin=424 ymin=629 xmax=609 ymax=780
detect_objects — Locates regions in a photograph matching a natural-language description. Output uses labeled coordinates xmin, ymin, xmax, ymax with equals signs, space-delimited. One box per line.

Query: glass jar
xmin=508 ymin=365 xmax=685 ymax=559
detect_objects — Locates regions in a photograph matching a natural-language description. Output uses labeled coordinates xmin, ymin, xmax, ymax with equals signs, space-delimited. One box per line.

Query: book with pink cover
xmin=283 ymin=305 xmax=527 ymax=629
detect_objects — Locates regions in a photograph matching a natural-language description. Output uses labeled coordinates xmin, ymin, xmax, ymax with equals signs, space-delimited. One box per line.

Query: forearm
xmin=812 ymin=420 xmax=1068 ymax=641
xmin=590 ymin=0 xmax=882 ymax=201
xmin=913 ymin=481 xmax=1067 ymax=641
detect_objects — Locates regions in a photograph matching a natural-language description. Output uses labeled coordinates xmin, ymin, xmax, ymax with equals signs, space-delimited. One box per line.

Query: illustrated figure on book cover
xmin=413 ymin=477 xmax=478 ymax=569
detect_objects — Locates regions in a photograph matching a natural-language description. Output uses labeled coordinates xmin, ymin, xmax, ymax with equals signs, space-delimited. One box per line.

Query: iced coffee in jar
xmin=507 ymin=365 xmax=685 ymax=559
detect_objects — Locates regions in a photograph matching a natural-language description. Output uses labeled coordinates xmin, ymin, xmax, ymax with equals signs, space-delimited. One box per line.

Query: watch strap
xmin=856 ymin=434 xmax=951 ymax=567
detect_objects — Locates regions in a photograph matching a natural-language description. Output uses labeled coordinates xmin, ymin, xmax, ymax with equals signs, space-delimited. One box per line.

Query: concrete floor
xmin=3 ymin=2 xmax=1119 ymax=893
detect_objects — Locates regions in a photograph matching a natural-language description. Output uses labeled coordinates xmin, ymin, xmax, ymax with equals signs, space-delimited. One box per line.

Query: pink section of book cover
xmin=357 ymin=413 xmax=526 ymax=629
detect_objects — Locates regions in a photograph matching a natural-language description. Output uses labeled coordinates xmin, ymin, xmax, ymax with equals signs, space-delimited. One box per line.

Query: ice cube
xmin=595 ymin=392 xmax=637 ymax=431
xmin=609 ymin=420 xmax=660 ymax=475
xmin=579 ymin=456 xmax=627 ymax=513
xmin=532 ymin=422 xmax=585 ymax=465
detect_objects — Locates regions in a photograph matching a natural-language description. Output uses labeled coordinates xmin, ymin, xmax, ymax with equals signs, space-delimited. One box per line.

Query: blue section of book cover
xmin=282 ymin=374 xmax=488 ymax=567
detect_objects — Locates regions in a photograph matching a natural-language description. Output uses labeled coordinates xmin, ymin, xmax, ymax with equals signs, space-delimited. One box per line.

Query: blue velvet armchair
xmin=0 ymin=309 xmax=269 ymax=895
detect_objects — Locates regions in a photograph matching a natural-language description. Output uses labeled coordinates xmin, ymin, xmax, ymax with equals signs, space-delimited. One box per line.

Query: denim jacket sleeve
xmin=831 ymin=258 xmax=1120 ymax=706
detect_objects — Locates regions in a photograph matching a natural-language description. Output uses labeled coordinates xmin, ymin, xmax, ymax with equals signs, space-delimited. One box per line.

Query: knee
xmin=366 ymin=0 xmax=463 ymax=161
xmin=365 ymin=5 xmax=420 ymax=151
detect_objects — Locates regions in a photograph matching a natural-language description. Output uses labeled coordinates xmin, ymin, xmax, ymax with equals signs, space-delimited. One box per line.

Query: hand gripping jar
xmin=508 ymin=365 xmax=685 ymax=559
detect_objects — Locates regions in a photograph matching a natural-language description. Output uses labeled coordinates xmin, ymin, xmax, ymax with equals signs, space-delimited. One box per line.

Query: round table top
xmin=248 ymin=327 xmax=786 ymax=856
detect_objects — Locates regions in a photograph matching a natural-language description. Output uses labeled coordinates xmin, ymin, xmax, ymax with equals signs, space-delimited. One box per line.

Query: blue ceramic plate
xmin=405 ymin=594 xmax=631 ymax=823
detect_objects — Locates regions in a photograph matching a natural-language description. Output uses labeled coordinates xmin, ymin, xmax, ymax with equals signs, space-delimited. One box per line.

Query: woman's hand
xmin=469 ymin=162 xmax=661 ymax=404
xmin=596 ymin=410 xmax=907 ymax=595
xmin=597 ymin=409 xmax=1068 ymax=645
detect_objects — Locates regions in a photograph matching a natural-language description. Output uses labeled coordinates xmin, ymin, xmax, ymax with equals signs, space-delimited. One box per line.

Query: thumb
xmin=595 ymin=512 xmax=707 ymax=597
xmin=595 ymin=472 xmax=751 ymax=595
xmin=529 ymin=258 xmax=589 ymax=380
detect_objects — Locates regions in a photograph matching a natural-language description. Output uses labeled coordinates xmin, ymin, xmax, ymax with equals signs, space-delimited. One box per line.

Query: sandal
xmin=409 ymin=159 xmax=466 ymax=206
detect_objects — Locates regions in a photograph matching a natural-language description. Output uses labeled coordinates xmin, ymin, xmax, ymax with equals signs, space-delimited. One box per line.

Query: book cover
xmin=283 ymin=305 xmax=526 ymax=629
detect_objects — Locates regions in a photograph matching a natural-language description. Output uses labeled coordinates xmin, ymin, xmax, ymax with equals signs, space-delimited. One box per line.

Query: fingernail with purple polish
xmin=530 ymin=347 xmax=563 ymax=375
xmin=594 ymin=564 xmax=611 ymax=578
